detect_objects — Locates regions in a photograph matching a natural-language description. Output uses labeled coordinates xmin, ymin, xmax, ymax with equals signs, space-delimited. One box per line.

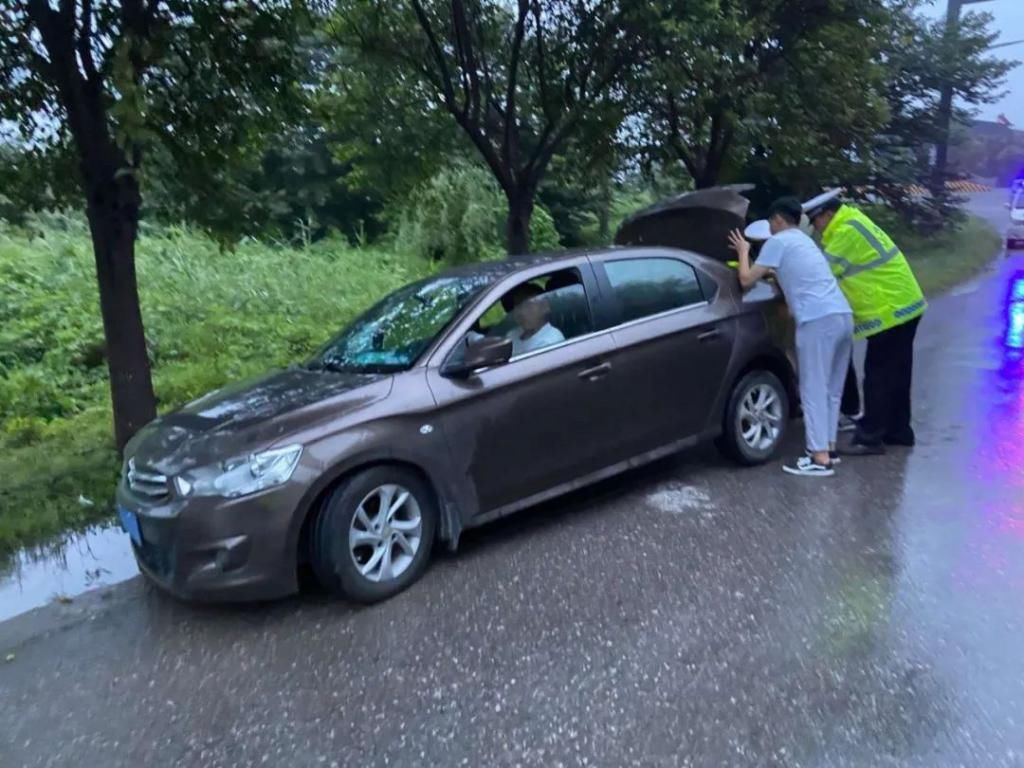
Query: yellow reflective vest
xmin=820 ymin=205 xmax=926 ymax=339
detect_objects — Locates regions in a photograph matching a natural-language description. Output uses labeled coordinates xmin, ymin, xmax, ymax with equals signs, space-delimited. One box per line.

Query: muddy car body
xmin=117 ymin=188 xmax=797 ymax=604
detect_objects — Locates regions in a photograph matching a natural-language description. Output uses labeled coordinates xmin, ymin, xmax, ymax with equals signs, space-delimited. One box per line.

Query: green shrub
xmin=395 ymin=162 xmax=563 ymax=263
xmin=395 ymin=162 xmax=505 ymax=265
xmin=529 ymin=205 xmax=562 ymax=253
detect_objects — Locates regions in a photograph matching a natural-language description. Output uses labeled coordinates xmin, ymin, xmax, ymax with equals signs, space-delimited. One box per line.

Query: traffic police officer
xmin=804 ymin=190 xmax=927 ymax=454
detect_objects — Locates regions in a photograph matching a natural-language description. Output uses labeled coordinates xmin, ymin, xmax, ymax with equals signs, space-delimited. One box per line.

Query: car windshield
xmin=309 ymin=274 xmax=493 ymax=374
xmin=1014 ymin=194 xmax=1024 ymax=211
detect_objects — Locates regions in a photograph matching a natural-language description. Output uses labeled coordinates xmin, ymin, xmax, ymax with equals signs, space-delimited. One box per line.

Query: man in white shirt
xmin=504 ymin=283 xmax=564 ymax=355
xmin=728 ymin=197 xmax=853 ymax=477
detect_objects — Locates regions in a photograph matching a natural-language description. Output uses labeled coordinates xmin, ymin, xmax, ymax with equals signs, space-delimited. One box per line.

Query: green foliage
xmin=328 ymin=0 xmax=642 ymax=253
xmin=855 ymin=4 xmax=1016 ymax=232
xmin=395 ymin=163 xmax=561 ymax=264
xmin=0 ymin=218 xmax=428 ymax=554
xmin=0 ymin=1 xmax=313 ymax=239
xmin=633 ymin=0 xmax=890 ymax=190
xmin=395 ymin=164 xmax=506 ymax=265
xmin=529 ymin=206 xmax=561 ymax=253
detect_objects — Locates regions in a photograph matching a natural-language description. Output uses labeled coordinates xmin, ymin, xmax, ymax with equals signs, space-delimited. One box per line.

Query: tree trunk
xmin=505 ymin=193 xmax=534 ymax=255
xmin=597 ymin=176 xmax=611 ymax=241
xmin=694 ymin=159 xmax=721 ymax=189
xmin=84 ymin=174 xmax=157 ymax=451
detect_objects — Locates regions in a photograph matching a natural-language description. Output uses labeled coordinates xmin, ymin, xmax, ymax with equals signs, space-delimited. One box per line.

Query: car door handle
xmin=697 ymin=328 xmax=722 ymax=342
xmin=578 ymin=362 xmax=612 ymax=381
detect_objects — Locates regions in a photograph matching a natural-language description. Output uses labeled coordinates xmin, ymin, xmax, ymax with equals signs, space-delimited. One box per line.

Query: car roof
xmin=433 ymin=244 xmax=730 ymax=283
xmin=433 ymin=247 xmax=617 ymax=281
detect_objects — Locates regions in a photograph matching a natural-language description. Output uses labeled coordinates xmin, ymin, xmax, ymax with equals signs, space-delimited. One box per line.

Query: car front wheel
xmin=311 ymin=467 xmax=437 ymax=604
xmin=717 ymin=370 xmax=789 ymax=465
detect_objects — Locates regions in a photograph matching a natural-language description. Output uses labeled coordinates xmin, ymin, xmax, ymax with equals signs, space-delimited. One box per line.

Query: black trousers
xmin=854 ymin=316 xmax=921 ymax=446
xmin=841 ymin=357 xmax=860 ymax=416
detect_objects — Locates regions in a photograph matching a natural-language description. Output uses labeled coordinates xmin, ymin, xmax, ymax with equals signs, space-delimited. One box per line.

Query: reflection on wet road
xmin=0 ymin=525 xmax=138 ymax=622
xmin=2 ymin=193 xmax=1024 ymax=767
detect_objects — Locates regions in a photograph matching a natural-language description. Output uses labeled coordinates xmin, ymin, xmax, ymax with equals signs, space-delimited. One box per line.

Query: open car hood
xmin=614 ymin=185 xmax=753 ymax=264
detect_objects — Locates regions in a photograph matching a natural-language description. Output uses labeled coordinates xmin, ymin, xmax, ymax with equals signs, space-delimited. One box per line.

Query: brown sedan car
xmin=117 ymin=192 xmax=797 ymax=604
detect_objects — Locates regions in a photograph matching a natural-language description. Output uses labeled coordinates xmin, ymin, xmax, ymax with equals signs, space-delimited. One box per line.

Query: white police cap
xmin=802 ymin=188 xmax=843 ymax=218
xmin=743 ymin=219 xmax=771 ymax=241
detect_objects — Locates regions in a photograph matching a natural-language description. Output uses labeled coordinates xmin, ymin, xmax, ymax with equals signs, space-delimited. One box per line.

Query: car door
xmin=592 ymin=252 xmax=737 ymax=463
xmin=425 ymin=263 xmax=618 ymax=516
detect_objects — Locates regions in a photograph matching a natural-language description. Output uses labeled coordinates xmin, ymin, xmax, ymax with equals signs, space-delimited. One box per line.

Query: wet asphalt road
xmin=3 ymin=192 xmax=1024 ymax=768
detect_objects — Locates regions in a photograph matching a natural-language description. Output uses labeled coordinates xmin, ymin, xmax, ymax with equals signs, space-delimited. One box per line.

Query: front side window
xmin=604 ymin=258 xmax=705 ymax=324
xmin=310 ymin=275 xmax=492 ymax=373
xmin=455 ymin=269 xmax=594 ymax=362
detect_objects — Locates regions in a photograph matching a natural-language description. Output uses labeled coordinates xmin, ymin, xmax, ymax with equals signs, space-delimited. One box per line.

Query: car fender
xmin=285 ymin=422 xmax=471 ymax=566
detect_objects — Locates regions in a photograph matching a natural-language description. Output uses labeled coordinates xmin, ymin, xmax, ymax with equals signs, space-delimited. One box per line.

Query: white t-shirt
xmin=755 ymin=228 xmax=851 ymax=325
xmin=506 ymin=323 xmax=565 ymax=356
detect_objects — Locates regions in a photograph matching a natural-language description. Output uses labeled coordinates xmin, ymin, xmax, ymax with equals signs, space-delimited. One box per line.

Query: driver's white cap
xmin=744 ymin=219 xmax=772 ymax=241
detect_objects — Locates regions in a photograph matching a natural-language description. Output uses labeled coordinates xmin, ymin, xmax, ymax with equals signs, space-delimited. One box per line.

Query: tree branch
xmin=449 ymin=0 xmax=476 ymax=121
xmin=77 ymin=0 xmax=98 ymax=82
xmin=503 ymin=0 xmax=529 ymax=173
xmin=409 ymin=0 xmax=459 ymax=114
xmin=665 ymin=90 xmax=699 ymax=179
xmin=529 ymin=0 xmax=553 ymax=123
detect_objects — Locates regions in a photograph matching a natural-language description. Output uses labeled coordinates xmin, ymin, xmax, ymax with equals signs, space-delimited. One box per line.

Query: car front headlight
xmin=173 ymin=444 xmax=303 ymax=499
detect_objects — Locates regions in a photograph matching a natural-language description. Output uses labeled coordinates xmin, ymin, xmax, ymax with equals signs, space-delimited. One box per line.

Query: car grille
xmin=126 ymin=458 xmax=170 ymax=500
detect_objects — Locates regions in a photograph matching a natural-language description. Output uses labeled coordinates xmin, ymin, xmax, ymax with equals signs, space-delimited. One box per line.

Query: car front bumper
xmin=116 ymin=482 xmax=303 ymax=602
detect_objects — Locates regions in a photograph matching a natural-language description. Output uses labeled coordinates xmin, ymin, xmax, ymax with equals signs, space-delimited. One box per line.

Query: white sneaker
xmin=783 ymin=455 xmax=835 ymax=477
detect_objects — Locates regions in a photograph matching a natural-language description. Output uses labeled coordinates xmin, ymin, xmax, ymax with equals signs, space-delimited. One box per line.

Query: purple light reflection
xmin=971 ymin=271 xmax=1024 ymax=480
xmin=1002 ymin=273 xmax=1024 ymax=360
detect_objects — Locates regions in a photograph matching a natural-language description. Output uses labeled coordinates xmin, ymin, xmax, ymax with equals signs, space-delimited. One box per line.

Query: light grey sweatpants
xmin=796 ymin=313 xmax=854 ymax=453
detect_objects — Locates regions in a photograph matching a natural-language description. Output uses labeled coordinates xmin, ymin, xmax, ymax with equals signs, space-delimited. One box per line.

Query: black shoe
xmin=838 ymin=441 xmax=886 ymax=456
xmin=883 ymin=433 xmax=916 ymax=447
xmin=838 ymin=414 xmax=861 ymax=433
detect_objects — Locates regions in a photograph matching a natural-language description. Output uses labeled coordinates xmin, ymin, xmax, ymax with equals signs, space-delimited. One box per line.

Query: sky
xmin=922 ymin=0 xmax=1024 ymax=125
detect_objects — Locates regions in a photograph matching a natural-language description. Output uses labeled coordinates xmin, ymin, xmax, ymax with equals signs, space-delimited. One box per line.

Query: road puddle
xmin=0 ymin=524 xmax=139 ymax=622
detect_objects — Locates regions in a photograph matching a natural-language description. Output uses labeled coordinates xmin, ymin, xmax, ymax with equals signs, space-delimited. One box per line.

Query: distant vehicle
xmin=116 ymin=187 xmax=797 ymax=606
xmin=1008 ymin=190 xmax=1024 ymax=251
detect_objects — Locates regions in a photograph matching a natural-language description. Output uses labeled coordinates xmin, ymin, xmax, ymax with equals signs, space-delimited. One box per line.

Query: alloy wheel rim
xmin=738 ymin=383 xmax=783 ymax=451
xmin=348 ymin=484 xmax=423 ymax=583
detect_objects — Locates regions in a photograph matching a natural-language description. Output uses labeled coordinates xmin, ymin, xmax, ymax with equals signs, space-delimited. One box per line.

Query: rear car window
xmin=604 ymin=258 xmax=705 ymax=324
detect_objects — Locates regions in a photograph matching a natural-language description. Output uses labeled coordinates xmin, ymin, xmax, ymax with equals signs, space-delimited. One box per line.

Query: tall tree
xmin=330 ymin=0 xmax=644 ymax=254
xmin=634 ymin=0 xmax=891 ymax=191
xmin=858 ymin=2 xmax=1015 ymax=230
xmin=0 ymin=1 xmax=308 ymax=449
xmin=317 ymin=48 xmax=467 ymax=212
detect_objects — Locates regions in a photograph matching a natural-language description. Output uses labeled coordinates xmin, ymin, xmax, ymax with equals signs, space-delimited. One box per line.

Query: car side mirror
xmin=1006 ymin=202 xmax=1012 ymax=209
xmin=442 ymin=336 xmax=513 ymax=378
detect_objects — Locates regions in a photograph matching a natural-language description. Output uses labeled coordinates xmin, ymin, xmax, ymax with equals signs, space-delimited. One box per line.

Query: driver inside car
xmin=504 ymin=282 xmax=565 ymax=355
xmin=464 ymin=281 xmax=565 ymax=357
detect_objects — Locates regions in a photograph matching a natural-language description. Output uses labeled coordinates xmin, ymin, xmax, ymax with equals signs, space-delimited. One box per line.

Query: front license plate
xmin=118 ymin=506 xmax=142 ymax=546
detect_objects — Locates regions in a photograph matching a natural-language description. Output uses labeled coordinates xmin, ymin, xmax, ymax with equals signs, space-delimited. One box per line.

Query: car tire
xmin=310 ymin=466 xmax=437 ymax=604
xmin=717 ymin=370 xmax=790 ymax=466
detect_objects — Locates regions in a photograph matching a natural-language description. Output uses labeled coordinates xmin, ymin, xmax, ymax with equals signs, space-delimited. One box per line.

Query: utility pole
xmin=931 ymin=0 xmax=995 ymax=192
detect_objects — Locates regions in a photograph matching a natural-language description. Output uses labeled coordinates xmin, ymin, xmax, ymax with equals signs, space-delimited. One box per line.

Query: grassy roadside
xmin=870 ymin=210 xmax=1003 ymax=297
